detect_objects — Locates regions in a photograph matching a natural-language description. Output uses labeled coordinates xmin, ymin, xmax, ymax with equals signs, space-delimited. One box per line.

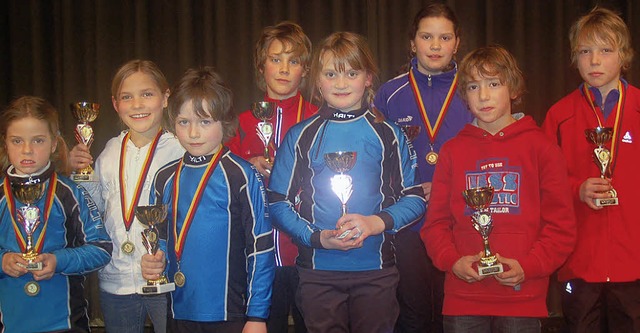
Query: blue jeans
xmin=100 ymin=291 xmax=167 ymax=333
xmin=444 ymin=315 xmax=540 ymax=333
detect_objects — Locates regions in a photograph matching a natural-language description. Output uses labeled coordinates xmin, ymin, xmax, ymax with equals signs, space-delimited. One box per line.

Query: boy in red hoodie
xmin=421 ymin=45 xmax=576 ymax=332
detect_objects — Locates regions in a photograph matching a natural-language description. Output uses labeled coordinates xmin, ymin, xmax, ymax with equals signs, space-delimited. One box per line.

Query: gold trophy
xmin=462 ymin=186 xmax=504 ymax=276
xmin=251 ymin=101 xmax=276 ymax=164
xmin=401 ymin=125 xmax=421 ymax=142
xmin=136 ymin=204 xmax=175 ymax=294
xmin=324 ymin=151 xmax=359 ymax=239
xmin=70 ymin=101 xmax=100 ymax=181
xmin=585 ymin=127 xmax=618 ymax=206
xmin=12 ymin=180 xmax=46 ymax=271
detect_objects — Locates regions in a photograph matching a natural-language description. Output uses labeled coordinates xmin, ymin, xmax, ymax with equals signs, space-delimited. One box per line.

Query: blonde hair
xmin=569 ymin=7 xmax=633 ymax=72
xmin=458 ymin=45 xmax=526 ymax=106
xmin=0 ymin=96 xmax=70 ymax=175
xmin=308 ymin=32 xmax=380 ymax=111
xmin=167 ymin=67 xmax=237 ymax=143
xmin=254 ymin=21 xmax=312 ymax=91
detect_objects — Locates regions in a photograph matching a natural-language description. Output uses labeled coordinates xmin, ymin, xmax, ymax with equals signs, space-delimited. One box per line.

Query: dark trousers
xmin=167 ymin=318 xmax=245 ymax=333
xmin=394 ymin=228 xmax=444 ymax=333
xmin=562 ymin=279 xmax=640 ymax=333
xmin=297 ymin=266 xmax=400 ymax=333
xmin=443 ymin=316 xmax=540 ymax=333
xmin=268 ymin=266 xmax=306 ymax=333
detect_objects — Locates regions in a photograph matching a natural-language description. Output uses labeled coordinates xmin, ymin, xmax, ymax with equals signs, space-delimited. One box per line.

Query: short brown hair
xmin=569 ymin=7 xmax=633 ymax=72
xmin=254 ymin=21 xmax=312 ymax=91
xmin=167 ymin=67 xmax=237 ymax=143
xmin=458 ymin=45 xmax=526 ymax=105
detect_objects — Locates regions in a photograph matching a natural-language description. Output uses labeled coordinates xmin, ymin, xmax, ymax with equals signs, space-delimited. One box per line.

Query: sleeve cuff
xmin=246 ymin=316 xmax=267 ymax=322
xmin=376 ymin=211 xmax=394 ymax=231
xmin=310 ymin=231 xmax=324 ymax=249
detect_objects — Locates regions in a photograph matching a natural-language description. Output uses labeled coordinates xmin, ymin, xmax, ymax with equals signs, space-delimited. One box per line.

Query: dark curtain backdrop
xmin=1 ymin=0 xmax=639 ymax=325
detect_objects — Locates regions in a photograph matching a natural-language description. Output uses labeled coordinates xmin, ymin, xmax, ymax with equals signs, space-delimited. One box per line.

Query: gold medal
xmin=426 ymin=151 xmax=439 ymax=165
xmin=25 ymin=281 xmax=40 ymax=296
xmin=174 ymin=271 xmax=186 ymax=287
xmin=121 ymin=240 xmax=135 ymax=254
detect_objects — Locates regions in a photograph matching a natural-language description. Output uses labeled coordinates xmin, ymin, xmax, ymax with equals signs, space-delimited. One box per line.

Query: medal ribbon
xmin=172 ymin=146 xmax=224 ymax=261
xmin=582 ymin=81 xmax=624 ymax=175
xmin=408 ymin=69 xmax=457 ymax=144
xmin=296 ymin=95 xmax=304 ymax=123
xmin=119 ymin=129 xmax=163 ymax=232
xmin=4 ymin=173 xmax=58 ymax=253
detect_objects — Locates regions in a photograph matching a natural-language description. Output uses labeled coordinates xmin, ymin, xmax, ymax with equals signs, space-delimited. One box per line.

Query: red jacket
xmin=422 ymin=115 xmax=576 ymax=317
xmin=542 ymin=82 xmax=640 ymax=282
xmin=227 ymin=92 xmax=317 ymax=266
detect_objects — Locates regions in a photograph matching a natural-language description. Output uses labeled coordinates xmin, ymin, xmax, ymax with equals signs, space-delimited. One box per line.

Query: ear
xmin=410 ymin=40 xmax=417 ymax=54
xmin=50 ymin=135 xmax=58 ymax=154
xmin=163 ymin=89 xmax=170 ymax=108
xmin=112 ymin=96 xmax=119 ymax=113
xmin=301 ymin=66 xmax=309 ymax=78
xmin=365 ymin=72 xmax=373 ymax=88
xmin=454 ymin=37 xmax=461 ymax=54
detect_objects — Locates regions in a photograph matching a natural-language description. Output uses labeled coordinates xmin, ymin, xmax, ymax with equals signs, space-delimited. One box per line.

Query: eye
xmin=120 ymin=94 xmax=132 ymax=101
xmin=466 ymin=84 xmax=478 ymax=91
xmin=347 ymin=71 xmax=359 ymax=78
xmin=602 ymin=48 xmax=614 ymax=53
xmin=176 ymin=119 xmax=188 ymax=126
xmin=489 ymin=81 xmax=501 ymax=88
xmin=421 ymin=34 xmax=431 ymax=40
xmin=442 ymin=35 xmax=452 ymax=41
xmin=10 ymin=138 xmax=22 ymax=144
xmin=290 ymin=59 xmax=300 ymax=65
xmin=33 ymin=138 xmax=45 ymax=144
xmin=270 ymin=57 xmax=280 ymax=63
xmin=142 ymin=91 xmax=154 ymax=98
xmin=324 ymin=71 xmax=336 ymax=79
xmin=200 ymin=119 xmax=212 ymax=126
xmin=578 ymin=49 xmax=590 ymax=55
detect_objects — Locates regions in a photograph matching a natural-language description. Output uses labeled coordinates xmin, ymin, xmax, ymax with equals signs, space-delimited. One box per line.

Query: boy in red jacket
xmin=421 ymin=45 xmax=576 ymax=332
xmin=542 ymin=7 xmax=640 ymax=332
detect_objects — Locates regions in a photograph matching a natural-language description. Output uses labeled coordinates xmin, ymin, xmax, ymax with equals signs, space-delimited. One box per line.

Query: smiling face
xmin=5 ymin=116 xmax=57 ymax=175
xmin=112 ymin=71 xmax=169 ymax=146
xmin=174 ymin=99 xmax=223 ymax=157
xmin=411 ymin=16 xmax=460 ymax=75
xmin=262 ymin=39 xmax=307 ymax=100
xmin=317 ymin=52 xmax=372 ymax=112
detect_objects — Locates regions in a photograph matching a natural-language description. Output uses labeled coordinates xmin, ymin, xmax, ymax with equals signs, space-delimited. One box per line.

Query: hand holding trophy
xmin=585 ymin=127 xmax=618 ymax=206
xmin=136 ymin=204 xmax=175 ymax=294
xmin=251 ymin=101 xmax=276 ymax=164
xmin=12 ymin=180 xmax=46 ymax=271
xmin=462 ymin=186 xmax=504 ymax=276
xmin=324 ymin=151 xmax=359 ymax=239
xmin=70 ymin=102 xmax=100 ymax=182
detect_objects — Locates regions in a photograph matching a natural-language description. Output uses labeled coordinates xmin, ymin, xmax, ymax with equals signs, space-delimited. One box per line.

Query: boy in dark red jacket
xmin=542 ymin=7 xmax=640 ymax=332
xmin=421 ymin=45 xmax=576 ymax=332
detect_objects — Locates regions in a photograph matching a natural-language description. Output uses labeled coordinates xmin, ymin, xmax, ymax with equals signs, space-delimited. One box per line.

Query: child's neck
xmin=128 ymin=128 xmax=161 ymax=148
xmin=478 ymin=115 xmax=516 ymax=135
xmin=267 ymin=90 xmax=298 ymax=101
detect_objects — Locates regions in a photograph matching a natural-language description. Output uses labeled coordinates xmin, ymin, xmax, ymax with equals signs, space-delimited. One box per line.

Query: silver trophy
xmin=136 ymin=204 xmax=175 ymax=294
xmin=585 ymin=127 xmax=618 ymax=206
xmin=12 ymin=180 xmax=46 ymax=271
xmin=324 ymin=152 xmax=359 ymax=239
xmin=251 ymin=101 xmax=276 ymax=164
xmin=462 ymin=186 xmax=504 ymax=276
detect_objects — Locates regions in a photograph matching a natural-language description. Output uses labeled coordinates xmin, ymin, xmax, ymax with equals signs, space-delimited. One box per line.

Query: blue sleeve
xmin=53 ymin=183 xmax=112 ymax=275
xmin=243 ymin=167 xmax=275 ymax=320
xmin=268 ymin=130 xmax=322 ymax=248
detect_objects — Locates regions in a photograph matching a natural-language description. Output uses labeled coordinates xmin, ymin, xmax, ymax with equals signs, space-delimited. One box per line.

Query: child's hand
xmin=579 ymin=177 xmax=613 ymax=210
xmin=141 ymin=250 xmax=166 ymax=280
xmin=494 ymin=253 xmax=525 ymax=287
xmin=248 ymin=156 xmax=272 ymax=178
xmin=452 ymin=252 xmax=484 ymax=283
xmin=31 ymin=253 xmax=57 ymax=281
xmin=2 ymin=252 xmax=29 ymax=277
xmin=421 ymin=181 xmax=432 ymax=201
xmin=336 ymin=214 xmax=385 ymax=242
xmin=69 ymin=143 xmax=94 ymax=170
xmin=242 ymin=321 xmax=267 ymax=333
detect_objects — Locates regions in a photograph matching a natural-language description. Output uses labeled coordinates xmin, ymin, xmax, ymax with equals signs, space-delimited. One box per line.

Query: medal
xmin=426 ymin=151 xmax=439 ymax=165
xmin=25 ymin=281 xmax=40 ymax=296
xmin=174 ymin=271 xmax=186 ymax=287
xmin=121 ymin=240 xmax=135 ymax=254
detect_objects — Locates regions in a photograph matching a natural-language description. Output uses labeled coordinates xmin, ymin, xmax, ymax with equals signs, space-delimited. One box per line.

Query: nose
xmin=279 ymin=61 xmax=290 ymax=75
xmin=479 ymin=85 xmax=490 ymax=101
xmin=22 ymin=142 xmax=33 ymax=154
xmin=590 ymin=52 xmax=601 ymax=66
xmin=189 ymin=124 xmax=199 ymax=139
xmin=430 ymin=39 xmax=441 ymax=51
xmin=335 ymin=75 xmax=348 ymax=89
xmin=132 ymin=96 xmax=143 ymax=109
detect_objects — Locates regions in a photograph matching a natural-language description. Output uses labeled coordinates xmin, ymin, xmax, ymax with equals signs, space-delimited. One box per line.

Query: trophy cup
xmin=585 ymin=127 xmax=618 ymax=206
xmin=251 ymin=101 xmax=276 ymax=164
xmin=70 ymin=101 xmax=100 ymax=182
xmin=12 ymin=180 xmax=46 ymax=271
xmin=401 ymin=125 xmax=421 ymax=142
xmin=136 ymin=204 xmax=175 ymax=294
xmin=324 ymin=152 xmax=359 ymax=239
xmin=462 ymin=186 xmax=504 ymax=276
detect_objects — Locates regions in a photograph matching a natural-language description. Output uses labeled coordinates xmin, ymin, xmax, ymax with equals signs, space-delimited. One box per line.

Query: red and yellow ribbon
xmin=408 ymin=69 xmax=458 ymax=144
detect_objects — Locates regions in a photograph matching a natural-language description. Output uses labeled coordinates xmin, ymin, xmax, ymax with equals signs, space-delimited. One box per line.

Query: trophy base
xmin=478 ymin=263 xmax=504 ymax=276
xmin=141 ymin=282 xmax=175 ymax=294
xmin=594 ymin=197 xmax=619 ymax=207
xmin=17 ymin=261 xmax=43 ymax=271
xmin=71 ymin=173 xmax=96 ymax=182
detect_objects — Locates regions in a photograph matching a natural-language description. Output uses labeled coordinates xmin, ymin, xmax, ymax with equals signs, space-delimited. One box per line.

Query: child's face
xmin=262 ymin=39 xmax=306 ymax=100
xmin=464 ymin=70 xmax=515 ymax=134
xmin=174 ymin=100 xmax=223 ymax=157
xmin=5 ymin=116 xmax=57 ymax=175
xmin=112 ymin=71 xmax=169 ymax=142
xmin=411 ymin=16 xmax=460 ymax=75
xmin=318 ymin=52 xmax=372 ymax=112
xmin=576 ymin=39 xmax=622 ymax=93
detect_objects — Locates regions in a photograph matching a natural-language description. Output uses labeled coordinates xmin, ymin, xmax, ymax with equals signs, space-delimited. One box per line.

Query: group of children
xmin=0 ymin=4 xmax=638 ymax=333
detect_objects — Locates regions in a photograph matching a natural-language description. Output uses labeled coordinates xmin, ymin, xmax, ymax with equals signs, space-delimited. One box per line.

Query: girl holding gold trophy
xmin=0 ymin=96 xmax=112 ymax=332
